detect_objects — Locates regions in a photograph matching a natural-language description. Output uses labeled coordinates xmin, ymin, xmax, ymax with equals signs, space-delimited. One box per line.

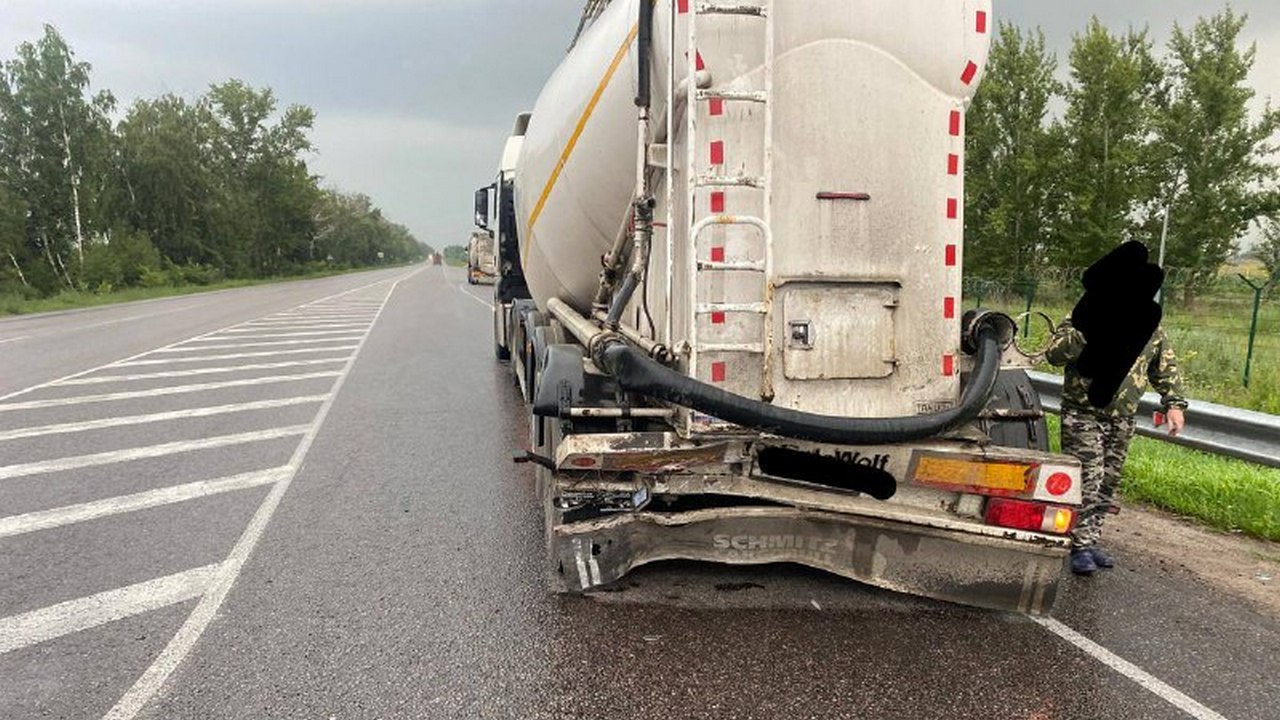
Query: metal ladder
xmin=678 ymin=0 xmax=776 ymax=413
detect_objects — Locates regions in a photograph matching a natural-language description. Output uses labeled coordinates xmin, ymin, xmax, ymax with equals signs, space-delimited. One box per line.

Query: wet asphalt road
xmin=0 ymin=264 xmax=1276 ymax=720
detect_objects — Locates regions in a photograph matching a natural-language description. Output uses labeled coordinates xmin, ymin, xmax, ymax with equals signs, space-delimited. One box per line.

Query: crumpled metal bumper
xmin=551 ymin=506 xmax=1068 ymax=615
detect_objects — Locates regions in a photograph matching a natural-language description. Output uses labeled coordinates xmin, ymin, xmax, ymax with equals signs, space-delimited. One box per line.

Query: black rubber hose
xmin=635 ymin=0 xmax=653 ymax=108
xmin=599 ymin=328 xmax=1004 ymax=445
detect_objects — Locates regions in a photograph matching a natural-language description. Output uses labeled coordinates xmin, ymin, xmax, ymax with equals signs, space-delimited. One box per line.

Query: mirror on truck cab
xmin=474 ymin=185 xmax=493 ymax=230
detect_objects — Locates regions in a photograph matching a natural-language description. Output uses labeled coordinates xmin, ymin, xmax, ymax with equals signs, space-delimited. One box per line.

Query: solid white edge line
xmin=187 ymin=329 xmax=367 ymax=342
xmin=0 ymin=467 xmax=289 ymax=539
xmin=0 ymin=425 xmax=310 ymax=481
xmin=0 ymin=372 xmax=340 ymax=412
xmin=455 ymin=282 xmax=494 ymax=309
xmin=0 ymin=396 xmax=327 ymax=442
xmin=0 ymin=270 xmax=403 ymax=404
xmin=103 ymin=265 xmax=425 ymax=720
xmin=153 ymin=337 xmax=360 ymax=353
xmin=0 ymin=564 xmax=220 ymax=655
xmin=1033 ymin=617 xmax=1229 ymax=720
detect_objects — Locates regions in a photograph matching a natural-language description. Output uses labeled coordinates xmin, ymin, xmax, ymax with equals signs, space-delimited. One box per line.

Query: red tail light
xmin=985 ymin=499 xmax=1075 ymax=535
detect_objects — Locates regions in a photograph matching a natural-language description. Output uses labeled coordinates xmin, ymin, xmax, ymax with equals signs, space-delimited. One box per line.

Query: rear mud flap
xmin=552 ymin=508 xmax=1065 ymax=615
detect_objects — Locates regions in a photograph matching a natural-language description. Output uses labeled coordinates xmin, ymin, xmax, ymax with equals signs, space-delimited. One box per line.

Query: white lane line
xmin=153 ymin=337 xmax=357 ymax=353
xmin=1034 ymin=618 xmax=1229 ymax=720
xmin=116 ymin=346 xmax=357 ymax=367
xmin=0 ymin=467 xmax=288 ymax=539
xmin=0 ymin=425 xmax=309 ymax=481
xmin=0 ymin=396 xmax=326 ymax=442
xmin=0 ymin=372 xmax=339 ymax=412
xmin=105 ymin=265 xmax=424 ymax=720
xmin=57 ymin=360 xmax=346 ymax=385
xmin=227 ymin=322 xmax=368 ymax=331
xmin=0 ymin=564 xmax=219 ymax=655
xmin=0 ymin=271 xmax=402 ymax=404
xmin=455 ymin=283 xmax=494 ymax=310
xmin=185 ymin=329 xmax=366 ymax=342
xmin=0 ymin=336 xmax=30 ymax=345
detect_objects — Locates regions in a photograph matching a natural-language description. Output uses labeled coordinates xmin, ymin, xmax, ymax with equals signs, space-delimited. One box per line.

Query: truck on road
xmin=476 ymin=0 xmax=1081 ymax=615
xmin=467 ymin=230 xmax=497 ymax=285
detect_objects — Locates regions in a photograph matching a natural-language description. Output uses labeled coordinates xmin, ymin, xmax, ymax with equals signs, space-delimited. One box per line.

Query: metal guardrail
xmin=1027 ymin=371 xmax=1280 ymax=469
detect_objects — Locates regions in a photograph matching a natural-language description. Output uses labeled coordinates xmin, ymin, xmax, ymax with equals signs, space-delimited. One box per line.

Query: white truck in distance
xmin=476 ymin=0 xmax=1082 ymax=615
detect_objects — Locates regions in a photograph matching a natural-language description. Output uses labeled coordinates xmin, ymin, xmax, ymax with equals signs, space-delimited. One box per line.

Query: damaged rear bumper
xmin=552 ymin=506 xmax=1067 ymax=615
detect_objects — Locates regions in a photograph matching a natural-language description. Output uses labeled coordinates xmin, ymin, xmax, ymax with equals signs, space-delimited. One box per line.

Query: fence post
xmin=1238 ymin=274 xmax=1271 ymax=388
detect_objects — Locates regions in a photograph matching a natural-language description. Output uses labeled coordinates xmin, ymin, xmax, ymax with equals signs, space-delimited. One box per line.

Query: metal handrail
xmin=1028 ymin=371 xmax=1280 ymax=469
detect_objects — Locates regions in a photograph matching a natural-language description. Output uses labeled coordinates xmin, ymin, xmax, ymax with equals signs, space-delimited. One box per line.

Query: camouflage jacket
xmin=1044 ymin=317 xmax=1189 ymax=418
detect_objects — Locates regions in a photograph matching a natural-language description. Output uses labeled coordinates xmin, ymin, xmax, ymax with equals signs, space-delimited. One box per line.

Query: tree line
xmin=964 ymin=9 xmax=1280 ymax=298
xmin=0 ymin=25 xmax=428 ymax=298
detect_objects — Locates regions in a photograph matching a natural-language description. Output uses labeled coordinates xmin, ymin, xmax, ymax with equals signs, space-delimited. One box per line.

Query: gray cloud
xmin=1 ymin=1 xmax=1275 ymax=250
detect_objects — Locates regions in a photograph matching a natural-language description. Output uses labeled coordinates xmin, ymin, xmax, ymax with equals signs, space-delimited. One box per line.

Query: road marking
xmin=105 ymin=266 xmax=424 ymax=720
xmin=115 ymin=346 xmax=358 ymax=367
xmin=0 ymin=564 xmax=220 ymax=655
xmin=0 ymin=372 xmax=339 ymax=412
xmin=58 ymin=360 xmax=346 ymax=385
xmin=455 ymin=282 xmax=494 ymax=310
xmin=154 ymin=337 xmax=359 ymax=353
xmin=0 ymin=271 xmax=402 ymax=405
xmin=1034 ymin=617 xmax=1229 ymax=720
xmin=0 ymin=467 xmax=288 ymax=539
xmin=0 ymin=396 xmax=326 ymax=441
xmin=0 ymin=335 xmax=29 ymax=345
xmin=0 ymin=425 xmax=309 ymax=481
xmin=184 ymin=329 xmax=366 ymax=342
xmin=226 ymin=322 xmax=368 ymax=331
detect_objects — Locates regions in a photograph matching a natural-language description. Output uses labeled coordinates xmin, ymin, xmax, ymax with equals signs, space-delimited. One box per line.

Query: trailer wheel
xmin=980 ymin=369 xmax=1049 ymax=452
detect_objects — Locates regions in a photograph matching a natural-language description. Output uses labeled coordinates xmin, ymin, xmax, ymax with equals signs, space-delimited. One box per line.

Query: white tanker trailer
xmin=476 ymin=0 xmax=1082 ymax=614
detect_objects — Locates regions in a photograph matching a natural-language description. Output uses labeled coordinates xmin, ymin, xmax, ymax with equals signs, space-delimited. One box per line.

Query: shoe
xmin=1071 ymin=549 xmax=1098 ymax=576
xmin=1090 ymin=547 xmax=1115 ymax=569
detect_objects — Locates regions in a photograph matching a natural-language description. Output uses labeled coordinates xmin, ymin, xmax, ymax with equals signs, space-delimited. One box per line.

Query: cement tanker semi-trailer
xmin=477 ymin=0 xmax=1083 ymax=615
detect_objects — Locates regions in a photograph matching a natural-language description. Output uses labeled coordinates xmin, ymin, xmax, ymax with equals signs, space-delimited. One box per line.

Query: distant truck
xmin=467 ymin=230 xmax=497 ymax=285
xmin=476 ymin=0 xmax=1081 ymax=615
xmin=431 ymin=252 xmax=443 ymax=266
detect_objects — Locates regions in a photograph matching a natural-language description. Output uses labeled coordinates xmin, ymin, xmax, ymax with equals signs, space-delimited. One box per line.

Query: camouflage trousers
xmin=1061 ymin=407 xmax=1137 ymax=550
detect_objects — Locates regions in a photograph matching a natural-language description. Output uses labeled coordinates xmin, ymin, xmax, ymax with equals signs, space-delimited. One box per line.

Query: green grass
xmin=1045 ymin=415 xmax=1280 ymax=542
xmin=0 ymin=264 xmax=402 ymax=317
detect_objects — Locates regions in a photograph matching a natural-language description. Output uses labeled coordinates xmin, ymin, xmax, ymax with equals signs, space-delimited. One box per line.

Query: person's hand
xmin=1167 ymin=408 xmax=1185 ymax=437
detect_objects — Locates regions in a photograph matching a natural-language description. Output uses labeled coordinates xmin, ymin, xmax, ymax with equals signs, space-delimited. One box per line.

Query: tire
xmin=980 ymin=369 xmax=1050 ymax=451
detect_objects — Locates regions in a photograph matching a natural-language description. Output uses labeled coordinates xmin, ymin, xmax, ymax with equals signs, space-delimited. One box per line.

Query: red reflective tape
xmin=711 ymin=361 xmax=727 ymax=383
xmin=961 ymin=61 xmax=978 ymax=85
xmin=710 ymin=140 xmax=724 ymax=165
xmin=711 ymin=311 xmax=726 ymax=325
xmin=710 ymin=191 xmax=725 ymax=213
xmin=947 ymin=154 xmax=959 ymax=176
xmin=943 ymin=355 xmax=955 ymax=377
xmin=710 ymin=246 xmax=725 ymax=262
xmin=944 ymin=297 xmax=956 ymax=320
xmin=709 ymin=98 xmax=724 ymax=116
xmin=678 ymin=0 xmax=689 ymax=13
xmin=976 ymin=10 xmax=988 ymax=33
xmin=947 ymin=198 xmax=958 ymax=219
xmin=945 ymin=244 xmax=958 ymax=266
xmin=949 ymin=110 xmax=962 ymax=136
xmin=696 ymin=52 xmax=705 ymax=71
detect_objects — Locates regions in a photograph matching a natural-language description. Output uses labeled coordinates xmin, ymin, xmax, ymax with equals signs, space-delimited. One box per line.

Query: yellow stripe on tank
xmin=523 ymin=22 xmax=641 ymax=267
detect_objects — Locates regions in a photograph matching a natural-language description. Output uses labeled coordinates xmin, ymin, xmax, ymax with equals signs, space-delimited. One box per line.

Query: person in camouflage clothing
xmin=1045 ymin=318 xmax=1188 ymax=575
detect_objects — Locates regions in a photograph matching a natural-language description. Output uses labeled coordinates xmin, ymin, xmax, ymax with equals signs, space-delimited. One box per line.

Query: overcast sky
xmin=2 ymin=1 xmax=1277 ymax=250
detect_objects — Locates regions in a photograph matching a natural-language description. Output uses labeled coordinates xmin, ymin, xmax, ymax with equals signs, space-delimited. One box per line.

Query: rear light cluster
xmin=985 ymin=498 xmax=1075 ymax=535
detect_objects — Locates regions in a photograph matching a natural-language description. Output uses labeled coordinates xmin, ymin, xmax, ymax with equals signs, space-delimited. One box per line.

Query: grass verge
xmin=1046 ymin=415 xmax=1280 ymax=542
xmin=0 ymin=265 xmax=401 ymax=317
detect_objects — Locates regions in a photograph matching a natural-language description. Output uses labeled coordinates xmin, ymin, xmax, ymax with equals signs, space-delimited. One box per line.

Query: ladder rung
xmin=696 ymin=3 xmax=767 ymax=17
xmin=696 ymin=302 xmax=767 ymax=314
xmin=698 ymin=343 xmax=766 ymax=353
xmin=695 ymin=89 xmax=768 ymax=104
xmin=697 ymin=260 xmax=766 ymax=272
xmin=695 ymin=174 xmax=765 ymax=189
